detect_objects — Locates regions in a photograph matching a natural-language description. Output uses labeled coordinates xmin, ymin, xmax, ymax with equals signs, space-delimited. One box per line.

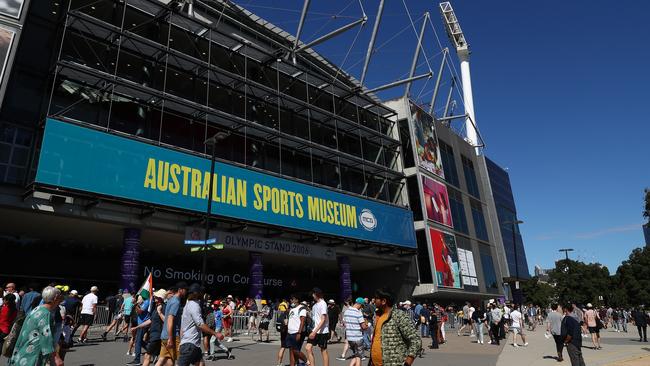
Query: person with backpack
xmin=276 ymin=300 xmax=290 ymax=366
xmin=259 ymin=299 xmax=272 ymax=343
xmin=286 ymin=295 xmax=309 ymax=366
xmin=8 ymin=286 xmax=64 ymax=366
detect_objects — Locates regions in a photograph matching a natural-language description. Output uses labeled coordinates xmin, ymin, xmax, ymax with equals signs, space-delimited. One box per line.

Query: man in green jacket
xmin=369 ymin=288 xmax=421 ymax=366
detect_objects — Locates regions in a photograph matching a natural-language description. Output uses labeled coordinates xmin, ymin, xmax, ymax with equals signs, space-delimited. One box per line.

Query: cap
xmin=188 ymin=283 xmax=204 ymax=294
xmin=328 ymin=299 xmax=335 ymax=304
xmin=586 ymin=303 xmax=593 ymax=308
xmin=90 ymin=286 xmax=99 ymax=292
xmin=300 ymin=300 xmax=308 ymax=306
xmin=153 ymin=289 xmax=167 ymax=299
xmin=355 ymin=297 xmax=365 ymax=305
xmin=227 ymin=294 xmax=233 ymax=299
xmin=404 ymin=300 xmax=412 ymax=305
xmin=70 ymin=290 xmax=78 ymax=296
xmin=279 ymin=303 xmax=288 ymax=312
xmin=261 ymin=299 xmax=267 ymax=305
xmin=213 ymin=300 xmax=221 ymax=306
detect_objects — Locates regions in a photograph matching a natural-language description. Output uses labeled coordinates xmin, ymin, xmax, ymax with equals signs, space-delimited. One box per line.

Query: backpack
xmin=302 ymin=307 xmax=314 ymax=334
xmin=276 ymin=311 xmax=287 ymax=332
xmin=2 ymin=312 xmax=25 ymax=357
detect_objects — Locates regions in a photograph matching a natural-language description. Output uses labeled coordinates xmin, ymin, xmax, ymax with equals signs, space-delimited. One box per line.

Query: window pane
xmin=0 ymin=0 xmax=25 ymax=19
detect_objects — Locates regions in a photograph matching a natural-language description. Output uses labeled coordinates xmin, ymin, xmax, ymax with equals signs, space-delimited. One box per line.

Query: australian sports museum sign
xmin=35 ymin=119 xmax=416 ymax=248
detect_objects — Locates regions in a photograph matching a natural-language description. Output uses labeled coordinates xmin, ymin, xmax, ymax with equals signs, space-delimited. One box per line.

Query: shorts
xmin=260 ymin=321 xmax=270 ymax=330
xmin=223 ymin=318 xmax=233 ymax=329
xmin=510 ymin=327 xmax=524 ymax=335
xmin=588 ymin=327 xmax=600 ymax=334
xmin=159 ymin=337 xmax=181 ymax=361
xmin=463 ymin=319 xmax=470 ymax=325
xmin=147 ymin=340 xmax=161 ymax=356
xmin=177 ymin=343 xmax=203 ymax=366
xmin=79 ymin=314 xmax=94 ymax=326
xmin=113 ymin=313 xmax=123 ymax=321
xmin=348 ymin=340 xmax=364 ymax=358
xmin=280 ymin=331 xmax=289 ymax=348
xmin=286 ymin=333 xmax=305 ymax=351
xmin=307 ymin=333 xmax=330 ymax=349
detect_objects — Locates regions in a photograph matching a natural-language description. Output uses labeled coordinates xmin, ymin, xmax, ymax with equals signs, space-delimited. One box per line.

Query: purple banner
xmin=338 ymin=256 xmax=352 ymax=303
xmin=249 ymin=252 xmax=263 ymax=299
xmin=120 ymin=228 xmax=141 ymax=294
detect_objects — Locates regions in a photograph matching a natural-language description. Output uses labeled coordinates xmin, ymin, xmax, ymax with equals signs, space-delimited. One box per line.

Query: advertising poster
xmin=429 ymin=228 xmax=462 ymax=288
xmin=422 ymin=176 xmax=453 ymax=228
xmin=410 ymin=102 xmax=444 ymax=178
xmin=458 ymin=248 xmax=479 ymax=286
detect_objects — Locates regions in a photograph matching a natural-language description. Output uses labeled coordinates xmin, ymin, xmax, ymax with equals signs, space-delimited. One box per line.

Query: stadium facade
xmin=0 ymin=0 xmax=528 ymax=303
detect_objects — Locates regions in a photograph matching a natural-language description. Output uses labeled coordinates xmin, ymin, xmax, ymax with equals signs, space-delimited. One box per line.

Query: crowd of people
xmin=2 ymin=279 xmax=650 ymax=366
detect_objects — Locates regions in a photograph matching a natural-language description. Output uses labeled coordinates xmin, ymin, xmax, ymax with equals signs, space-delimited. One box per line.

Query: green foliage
xmin=615 ymin=247 xmax=650 ymax=307
xmin=643 ymin=188 xmax=650 ymax=224
xmin=521 ymin=277 xmax=555 ymax=307
xmin=547 ymin=259 xmax=611 ymax=306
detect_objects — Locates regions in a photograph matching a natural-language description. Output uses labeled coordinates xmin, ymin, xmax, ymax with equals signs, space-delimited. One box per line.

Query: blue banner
xmin=36 ymin=119 xmax=416 ymax=248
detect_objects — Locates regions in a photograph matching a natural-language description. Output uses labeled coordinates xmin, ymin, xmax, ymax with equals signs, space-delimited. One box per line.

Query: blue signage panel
xmin=36 ymin=119 xmax=416 ymax=248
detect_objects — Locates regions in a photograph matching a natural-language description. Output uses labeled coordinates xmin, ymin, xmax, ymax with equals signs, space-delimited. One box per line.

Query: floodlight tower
xmin=439 ymin=2 xmax=479 ymax=155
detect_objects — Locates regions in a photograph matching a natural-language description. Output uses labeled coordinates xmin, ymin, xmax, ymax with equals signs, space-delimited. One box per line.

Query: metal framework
xmin=48 ymin=0 xmax=408 ymax=206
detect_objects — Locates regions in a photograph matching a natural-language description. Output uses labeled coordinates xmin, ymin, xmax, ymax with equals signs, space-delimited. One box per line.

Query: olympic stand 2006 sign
xmin=35 ymin=118 xmax=416 ymax=248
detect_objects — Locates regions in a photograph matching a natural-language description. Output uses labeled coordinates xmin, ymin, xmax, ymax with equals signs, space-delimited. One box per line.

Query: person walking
xmin=546 ymin=303 xmax=564 ymax=362
xmin=418 ymin=304 xmax=430 ymax=339
xmin=369 ymin=288 xmax=421 ymax=366
xmin=8 ymin=286 xmax=64 ymax=366
xmin=632 ymin=306 xmax=648 ymax=342
xmin=156 ymin=282 xmax=188 ymax=366
xmin=77 ymin=286 xmax=98 ymax=343
xmin=306 ymin=288 xmax=330 ymax=366
xmin=509 ymin=305 xmax=528 ymax=347
xmin=427 ymin=305 xmax=439 ymax=349
xmin=142 ymin=289 xmax=167 ymax=366
xmin=328 ymin=299 xmax=342 ymax=343
xmin=458 ymin=302 xmax=471 ymax=336
xmin=127 ymin=292 xmax=152 ymax=365
xmin=561 ymin=303 xmax=585 ymax=366
xmin=489 ymin=303 xmax=502 ymax=345
xmin=176 ymin=284 xmax=224 ymax=366
xmin=342 ymin=297 xmax=368 ymax=366
xmin=475 ymin=306 xmax=487 ymax=345
xmin=286 ymin=294 xmax=309 ymax=366
xmin=275 ymin=301 xmax=290 ymax=366
xmin=583 ymin=303 xmax=602 ymax=349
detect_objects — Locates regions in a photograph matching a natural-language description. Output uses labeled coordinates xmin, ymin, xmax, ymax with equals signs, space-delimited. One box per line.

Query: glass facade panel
xmin=448 ymin=187 xmax=468 ymax=234
xmin=439 ymin=140 xmax=459 ymax=187
xmin=479 ymin=244 xmax=499 ymax=292
xmin=461 ymin=155 xmax=480 ymax=198
xmin=486 ymin=158 xmax=530 ymax=279
xmin=470 ymin=199 xmax=489 ymax=242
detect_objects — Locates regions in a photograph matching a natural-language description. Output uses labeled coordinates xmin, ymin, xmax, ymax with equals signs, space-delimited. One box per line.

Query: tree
xmin=643 ymin=188 xmax=650 ymax=224
xmin=615 ymin=247 xmax=650 ymax=307
xmin=522 ymin=276 xmax=555 ymax=307
xmin=548 ymin=259 xmax=611 ymax=306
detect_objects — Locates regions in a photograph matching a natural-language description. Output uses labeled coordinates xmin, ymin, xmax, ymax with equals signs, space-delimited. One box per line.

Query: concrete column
xmin=120 ymin=228 xmax=141 ymax=294
xmin=338 ymin=256 xmax=352 ymax=302
xmin=249 ymin=252 xmax=263 ymax=300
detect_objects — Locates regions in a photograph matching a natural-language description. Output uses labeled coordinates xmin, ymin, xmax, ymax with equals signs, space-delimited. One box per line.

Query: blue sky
xmin=240 ymin=0 xmax=650 ymax=274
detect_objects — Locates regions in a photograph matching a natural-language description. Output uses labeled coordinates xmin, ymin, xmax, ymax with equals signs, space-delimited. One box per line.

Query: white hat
xmin=70 ymin=290 xmax=78 ymax=296
xmin=328 ymin=299 xmax=335 ymax=304
xmin=90 ymin=286 xmax=98 ymax=292
xmin=227 ymin=294 xmax=233 ymax=299
xmin=404 ymin=300 xmax=412 ymax=305
xmin=153 ymin=289 xmax=167 ymax=299
xmin=586 ymin=303 xmax=593 ymax=308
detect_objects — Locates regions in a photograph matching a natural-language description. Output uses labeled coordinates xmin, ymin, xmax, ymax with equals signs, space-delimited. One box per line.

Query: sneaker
xmin=101 ymin=332 xmax=107 ymax=341
xmin=336 ymin=356 xmax=346 ymax=361
xmin=523 ymin=343 xmax=529 ymax=347
xmin=513 ymin=343 xmax=519 ymax=348
xmin=126 ymin=352 xmax=131 ymax=356
xmin=227 ymin=351 xmax=234 ymax=360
